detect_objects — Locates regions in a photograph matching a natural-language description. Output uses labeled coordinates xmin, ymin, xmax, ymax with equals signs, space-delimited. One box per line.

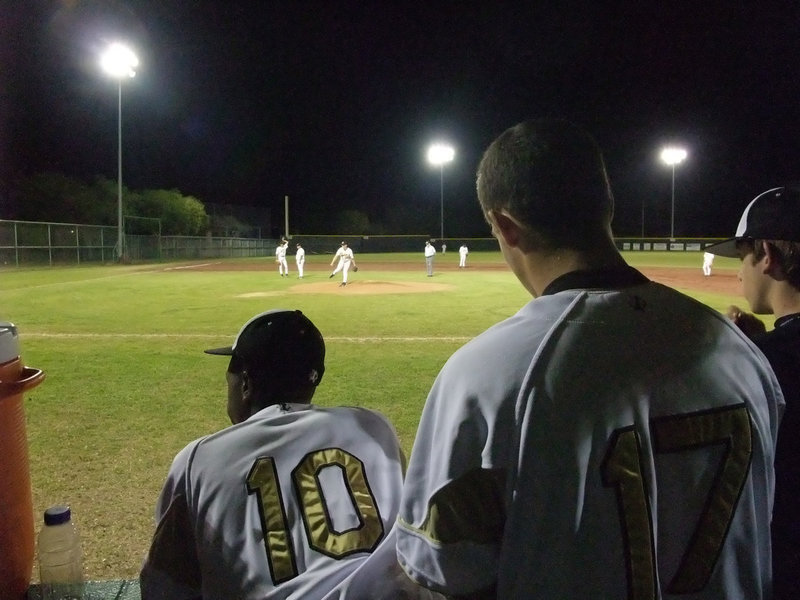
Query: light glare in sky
xmin=427 ymin=143 xmax=455 ymax=166
xmin=100 ymin=43 xmax=139 ymax=79
xmin=660 ymin=146 xmax=687 ymax=166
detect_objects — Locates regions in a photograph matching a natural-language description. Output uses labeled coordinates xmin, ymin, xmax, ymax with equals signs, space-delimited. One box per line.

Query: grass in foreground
xmin=0 ymin=251 xmax=760 ymax=579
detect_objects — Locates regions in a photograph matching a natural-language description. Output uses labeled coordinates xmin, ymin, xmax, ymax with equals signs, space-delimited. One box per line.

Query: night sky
xmin=4 ymin=1 xmax=800 ymax=238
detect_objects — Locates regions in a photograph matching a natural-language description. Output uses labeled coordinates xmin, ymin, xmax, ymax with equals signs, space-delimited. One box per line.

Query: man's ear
xmin=760 ymin=241 xmax=783 ymax=279
xmin=487 ymin=210 xmax=525 ymax=249
xmin=240 ymin=371 xmax=254 ymax=407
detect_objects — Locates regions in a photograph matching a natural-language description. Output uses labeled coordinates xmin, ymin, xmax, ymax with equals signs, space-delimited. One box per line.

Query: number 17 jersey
xmin=397 ymin=272 xmax=783 ymax=599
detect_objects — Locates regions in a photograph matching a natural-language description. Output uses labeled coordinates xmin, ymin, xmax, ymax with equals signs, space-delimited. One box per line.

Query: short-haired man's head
xmin=227 ymin=350 xmax=319 ymax=407
xmin=222 ymin=310 xmax=325 ymax=407
xmin=226 ymin=354 xmax=276 ymax=408
xmin=476 ymin=118 xmax=614 ymax=251
xmin=735 ymin=238 xmax=800 ymax=289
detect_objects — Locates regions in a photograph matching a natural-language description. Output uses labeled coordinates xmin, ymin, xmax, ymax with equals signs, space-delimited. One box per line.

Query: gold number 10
xmin=601 ymin=404 xmax=752 ymax=598
xmin=246 ymin=448 xmax=384 ymax=584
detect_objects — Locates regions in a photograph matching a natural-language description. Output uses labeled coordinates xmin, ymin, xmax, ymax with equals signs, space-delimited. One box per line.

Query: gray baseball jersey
xmin=321 ymin=527 xmax=447 ymax=600
xmin=141 ymin=403 xmax=404 ymax=600
xmin=397 ymin=267 xmax=783 ymax=598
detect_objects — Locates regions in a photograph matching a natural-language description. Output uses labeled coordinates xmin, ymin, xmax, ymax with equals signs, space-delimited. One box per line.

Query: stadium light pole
xmin=660 ymin=146 xmax=687 ymax=241
xmin=100 ymin=42 xmax=138 ymax=261
xmin=427 ymin=143 xmax=455 ymax=241
xmin=641 ymin=198 xmax=645 ymax=239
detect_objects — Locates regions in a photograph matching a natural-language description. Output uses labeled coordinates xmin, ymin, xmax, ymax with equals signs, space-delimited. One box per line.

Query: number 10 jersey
xmin=142 ymin=403 xmax=405 ymax=599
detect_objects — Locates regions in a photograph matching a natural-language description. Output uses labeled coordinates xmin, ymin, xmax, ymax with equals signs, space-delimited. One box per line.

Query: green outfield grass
xmin=0 ymin=251 xmax=756 ymax=580
xmin=623 ymin=250 xmax=741 ymax=271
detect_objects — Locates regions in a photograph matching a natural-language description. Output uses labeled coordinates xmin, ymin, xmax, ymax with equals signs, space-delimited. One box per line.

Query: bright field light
xmin=660 ymin=146 xmax=687 ymax=166
xmin=427 ymin=143 xmax=455 ymax=166
xmin=100 ymin=43 xmax=139 ymax=79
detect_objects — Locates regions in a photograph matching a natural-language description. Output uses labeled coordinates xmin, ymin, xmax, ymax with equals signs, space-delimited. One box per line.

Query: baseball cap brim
xmin=204 ymin=345 xmax=234 ymax=356
xmin=706 ymin=186 xmax=800 ymax=258
xmin=702 ymin=237 xmax=739 ymax=258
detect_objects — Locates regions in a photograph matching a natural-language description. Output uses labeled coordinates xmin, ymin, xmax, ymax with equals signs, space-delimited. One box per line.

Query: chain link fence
xmin=0 ymin=219 xmax=274 ymax=266
xmin=0 ymin=219 xmax=508 ymax=267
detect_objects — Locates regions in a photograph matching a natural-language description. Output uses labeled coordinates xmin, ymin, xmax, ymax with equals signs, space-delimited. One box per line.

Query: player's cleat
xmin=329 ymin=273 xmax=334 ymax=278
xmin=339 ymin=282 xmax=346 ymax=287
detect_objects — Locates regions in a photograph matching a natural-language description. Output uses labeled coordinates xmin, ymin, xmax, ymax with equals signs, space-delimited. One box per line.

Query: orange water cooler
xmin=0 ymin=322 xmax=45 ymax=600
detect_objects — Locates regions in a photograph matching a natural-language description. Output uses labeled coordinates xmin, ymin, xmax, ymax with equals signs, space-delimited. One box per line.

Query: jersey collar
xmin=774 ymin=313 xmax=800 ymax=331
xmin=541 ymin=265 xmax=649 ymax=296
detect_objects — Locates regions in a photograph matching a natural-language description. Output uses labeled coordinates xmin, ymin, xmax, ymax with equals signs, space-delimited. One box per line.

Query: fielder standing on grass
xmin=704 ymin=186 xmax=800 ymax=598
xmin=329 ymin=241 xmax=357 ymax=287
xmin=395 ymin=118 xmax=783 ymax=598
xmin=424 ymin=241 xmax=435 ymax=277
xmin=275 ymin=239 xmax=289 ymax=277
xmin=458 ymin=243 xmax=468 ymax=268
xmin=702 ymin=250 xmax=715 ymax=276
xmin=140 ymin=309 xmax=405 ymax=600
xmin=295 ymin=243 xmax=305 ymax=278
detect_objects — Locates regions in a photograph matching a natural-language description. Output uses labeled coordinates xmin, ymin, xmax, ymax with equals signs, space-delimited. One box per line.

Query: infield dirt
xmin=176 ymin=259 xmax=738 ymax=297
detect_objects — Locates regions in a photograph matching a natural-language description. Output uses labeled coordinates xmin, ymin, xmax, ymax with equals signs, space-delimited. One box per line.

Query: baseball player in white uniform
xmin=275 ymin=240 xmax=289 ymax=277
xmin=706 ymin=186 xmax=800 ymax=597
xmin=329 ymin=242 xmax=356 ymax=286
xmin=140 ymin=309 xmax=405 ymax=600
xmin=424 ymin=242 xmax=435 ymax=277
xmin=458 ymin=243 xmax=468 ymax=268
xmin=702 ymin=250 xmax=715 ymax=276
xmin=295 ymin=243 xmax=305 ymax=278
xmin=396 ymin=119 xmax=783 ymax=599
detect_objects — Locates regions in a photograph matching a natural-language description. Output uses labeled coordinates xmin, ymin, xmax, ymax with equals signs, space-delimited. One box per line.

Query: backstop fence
xmin=0 ymin=219 xmax=274 ymax=267
xmin=0 ymin=219 xmax=722 ymax=268
xmin=286 ymin=234 xmax=500 ymax=255
xmin=0 ymin=220 xmax=502 ymax=266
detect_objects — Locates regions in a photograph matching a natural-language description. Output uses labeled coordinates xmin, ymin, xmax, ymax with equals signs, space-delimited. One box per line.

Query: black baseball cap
xmin=205 ymin=309 xmax=325 ymax=387
xmin=704 ymin=186 xmax=800 ymax=258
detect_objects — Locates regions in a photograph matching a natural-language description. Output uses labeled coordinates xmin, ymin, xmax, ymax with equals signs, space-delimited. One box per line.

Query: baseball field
xmin=0 ymin=250 xmax=761 ymax=580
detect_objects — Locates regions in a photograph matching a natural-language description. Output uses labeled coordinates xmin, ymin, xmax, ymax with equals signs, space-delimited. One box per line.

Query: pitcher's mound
xmin=291 ymin=279 xmax=454 ymax=295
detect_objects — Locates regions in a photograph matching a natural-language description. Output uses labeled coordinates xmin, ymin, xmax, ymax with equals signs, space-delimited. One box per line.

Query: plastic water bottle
xmin=38 ymin=506 xmax=83 ymax=600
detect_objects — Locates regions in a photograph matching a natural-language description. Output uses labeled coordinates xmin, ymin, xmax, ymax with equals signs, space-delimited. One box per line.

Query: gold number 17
xmin=601 ymin=404 xmax=752 ymax=598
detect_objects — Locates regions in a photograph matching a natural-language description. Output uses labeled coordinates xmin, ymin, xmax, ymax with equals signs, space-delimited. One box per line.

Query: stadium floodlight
xmin=427 ymin=143 xmax=455 ymax=241
xmin=660 ymin=146 xmax=687 ymax=241
xmin=100 ymin=42 xmax=139 ymax=261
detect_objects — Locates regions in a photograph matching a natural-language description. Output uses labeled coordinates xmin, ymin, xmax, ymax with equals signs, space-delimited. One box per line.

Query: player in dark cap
xmin=706 ymin=186 xmax=800 ymax=598
xmin=141 ymin=309 xmax=405 ymax=600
